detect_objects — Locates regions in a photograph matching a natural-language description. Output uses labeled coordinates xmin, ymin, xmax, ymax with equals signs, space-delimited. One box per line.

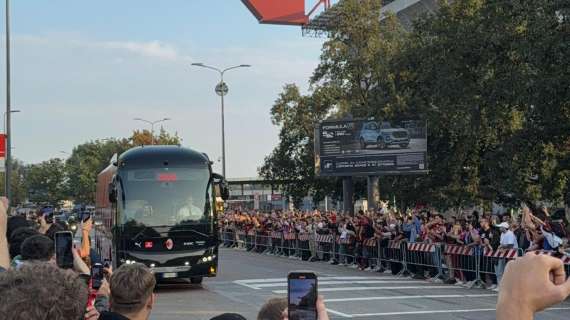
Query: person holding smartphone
xmin=287 ymin=272 xmax=330 ymax=320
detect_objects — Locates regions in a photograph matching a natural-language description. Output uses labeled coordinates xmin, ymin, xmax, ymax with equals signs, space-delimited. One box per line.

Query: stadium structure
xmin=242 ymin=0 xmax=452 ymax=37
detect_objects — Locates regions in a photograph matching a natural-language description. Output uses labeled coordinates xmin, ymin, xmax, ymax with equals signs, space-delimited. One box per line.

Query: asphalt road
xmin=152 ymin=248 xmax=570 ymax=320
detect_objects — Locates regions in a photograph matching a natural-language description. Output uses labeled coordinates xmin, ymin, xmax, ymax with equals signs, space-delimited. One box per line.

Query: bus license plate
xmin=162 ymin=272 xmax=177 ymax=279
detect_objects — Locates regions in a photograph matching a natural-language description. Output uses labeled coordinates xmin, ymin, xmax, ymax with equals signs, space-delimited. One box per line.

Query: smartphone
xmin=55 ymin=231 xmax=74 ymax=269
xmin=45 ymin=211 xmax=54 ymax=224
xmin=288 ymin=272 xmax=318 ymax=320
xmin=91 ymin=263 xmax=104 ymax=290
xmin=81 ymin=212 xmax=91 ymax=223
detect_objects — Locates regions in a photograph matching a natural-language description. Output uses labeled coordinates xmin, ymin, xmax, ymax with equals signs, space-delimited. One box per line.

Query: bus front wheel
xmin=190 ymin=277 xmax=203 ymax=285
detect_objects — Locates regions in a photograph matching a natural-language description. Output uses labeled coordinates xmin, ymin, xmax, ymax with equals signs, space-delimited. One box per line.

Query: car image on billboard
xmin=315 ymin=119 xmax=428 ymax=176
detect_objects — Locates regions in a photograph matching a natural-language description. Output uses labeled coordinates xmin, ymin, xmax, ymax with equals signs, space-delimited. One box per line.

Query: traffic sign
xmin=215 ymin=82 xmax=229 ymax=96
xmin=0 ymin=134 xmax=6 ymax=158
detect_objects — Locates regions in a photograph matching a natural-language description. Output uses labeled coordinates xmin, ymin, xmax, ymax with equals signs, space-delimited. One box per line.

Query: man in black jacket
xmin=479 ymin=217 xmax=501 ymax=290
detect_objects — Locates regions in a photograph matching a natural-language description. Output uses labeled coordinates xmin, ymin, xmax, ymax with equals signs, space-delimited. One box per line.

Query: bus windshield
xmin=117 ymin=167 xmax=211 ymax=227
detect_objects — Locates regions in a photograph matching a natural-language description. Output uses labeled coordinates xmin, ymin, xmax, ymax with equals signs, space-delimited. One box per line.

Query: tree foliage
xmin=65 ymin=129 xmax=182 ymax=204
xmin=27 ymin=158 xmax=67 ymax=204
xmin=259 ymin=85 xmax=339 ymax=207
xmin=8 ymin=129 xmax=182 ymax=206
xmin=0 ymin=159 xmax=29 ymax=206
xmin=261 ymin=0 xmax=570 ymax=209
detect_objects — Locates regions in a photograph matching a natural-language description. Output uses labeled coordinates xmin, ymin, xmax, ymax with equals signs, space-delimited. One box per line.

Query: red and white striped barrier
xmin=363 ymin=238 xmax=377 ymax=247
xmin=315 ymin=234 xmax=333 ymax=243
xmin=283 ymin=233 xmax=296 ymax=240
xmin=531 ymin=250 xmax=570 ymax=264
xmin=483 ymin=248 xmax=519 ymax=259
xmin=388 ymin=240 xmax=402 ymax=249
xmin=444 ymin=244 xmax=473 ymax=256
xmin=337 ymin=236 xmax=353 ymax=245
xmin=298 ymin=234 xmax=311 ymax=241
xmin=407 ymin=242 xmax=436 ymax=253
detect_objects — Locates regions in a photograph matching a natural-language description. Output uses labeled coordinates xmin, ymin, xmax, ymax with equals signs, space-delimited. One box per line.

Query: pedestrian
xmin=479 ymin=217 xmax=500 ymax=290
xmin=494 ymin=222 xmax=517 ymax=291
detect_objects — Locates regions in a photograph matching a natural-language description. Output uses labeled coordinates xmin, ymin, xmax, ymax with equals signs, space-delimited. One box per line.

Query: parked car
xmin=358 ymin=121 xmax=410 ymax=149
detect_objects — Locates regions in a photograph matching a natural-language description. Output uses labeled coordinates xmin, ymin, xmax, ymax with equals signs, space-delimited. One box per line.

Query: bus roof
xmin=118 ymin=145 xmax=210 ymax=168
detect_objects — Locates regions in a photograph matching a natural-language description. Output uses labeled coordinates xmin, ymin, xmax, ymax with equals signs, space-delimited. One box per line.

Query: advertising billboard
xmin=315 ymin=119 xmax=428 ymax=176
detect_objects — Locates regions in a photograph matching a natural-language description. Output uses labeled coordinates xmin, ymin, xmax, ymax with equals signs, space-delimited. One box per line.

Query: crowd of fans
xmin=220 ymin=203 xmax=570 ymax=291
xmin=0 ymin=198 xmax=324 ymax=320
xmin=1 ymin=196 xmax=569 ymax=319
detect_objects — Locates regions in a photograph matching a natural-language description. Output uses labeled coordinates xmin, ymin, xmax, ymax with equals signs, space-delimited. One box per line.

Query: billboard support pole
xmin=367 ymin=176 xmax=380 ymax=210
xmin=342 ymin=177 xmax=354 ymax=215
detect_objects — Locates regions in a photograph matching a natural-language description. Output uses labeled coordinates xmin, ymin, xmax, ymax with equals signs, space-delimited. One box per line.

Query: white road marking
xmin=326 ymin=309 xmax=353 ymax=318
xmin=325 ymin=293 xmax=497 ymax=302
xmin=254 ymin=280 xmax=425 ymax=288
xmin=233 ymin=276 xmax=402 ymax=289
xmin=347 ymin=306 xmax=570 ymax=317
xmin=235 ymin=276 xmax=388 ymax=283
xmin=234 ymin=278 xmax=287 ymax=283
xmin=272 ymin=285 xmax=457 ymax=294
xmin=233 ymin=282 xmax=262 ymax=290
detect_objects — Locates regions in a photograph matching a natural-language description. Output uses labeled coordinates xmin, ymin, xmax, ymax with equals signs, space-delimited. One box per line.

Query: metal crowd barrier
xmin=220 ymin=227 xmax=570 ymax=284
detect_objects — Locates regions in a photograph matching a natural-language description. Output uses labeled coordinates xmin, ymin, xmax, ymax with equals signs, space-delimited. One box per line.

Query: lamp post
xmin=4 ymin=0 xmax=12 ymax=199
xmin=133 ymin=118 xmax=171 ymax=145
xmin=3 ymin=109 xmax=19 ymax=133
xmin=190 ymin=63 xmax=251 ymax=178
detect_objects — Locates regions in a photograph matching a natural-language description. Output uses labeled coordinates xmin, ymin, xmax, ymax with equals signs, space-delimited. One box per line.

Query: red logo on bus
xmin=165 ymin=239 xmax=174 ymax=250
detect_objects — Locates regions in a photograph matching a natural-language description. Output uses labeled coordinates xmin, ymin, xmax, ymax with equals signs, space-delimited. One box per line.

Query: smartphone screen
xmin=91 ymin=263 xmax=104 ymax=289
xmin=55 ymin=231 xmax=74 ymax=269
xmin=288 ymin=272 xmax=318 ymax=320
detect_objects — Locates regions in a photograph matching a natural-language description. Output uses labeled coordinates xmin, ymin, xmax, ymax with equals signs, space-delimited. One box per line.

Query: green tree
xmin=262 ymin=0 xmax=570 ymax=210
xmin=65 ymin=138 xmax=130 ymax=204
xmin=312 ymin=0 xmax=406 ymax=118
xmin=131 ymin=127 xmax=182 ymax=146
xmin=394 ymin=0 xmax=570 ymax=207
xmin=259 ymin=85 xmax=338 ymax=207
xmin=0 ymin=159 xmax=30 ymax=205
xmin=27 ymin=158 xmax=67 ymax=204
xmin=65 ymin=130 xmax=182 ymax=204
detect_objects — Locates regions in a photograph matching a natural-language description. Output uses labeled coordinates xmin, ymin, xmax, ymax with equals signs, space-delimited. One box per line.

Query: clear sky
xmin=0 ymin=0 xmax=324 ymax=178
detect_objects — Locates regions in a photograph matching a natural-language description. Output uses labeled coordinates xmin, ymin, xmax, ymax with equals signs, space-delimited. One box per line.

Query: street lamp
xmin=191 ymin=63 xmax=251 ymax=178
xmin=133 ymin=118 xmax=171 ymax=145
xmin=5 ymin=0 xmax=12 ymax=200
xmin=3 ymin=109 xmax=19 ymax=133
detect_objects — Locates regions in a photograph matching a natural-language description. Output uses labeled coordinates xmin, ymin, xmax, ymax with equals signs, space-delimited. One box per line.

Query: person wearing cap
xmin=494 ymin=221 xmax=517 ymax=292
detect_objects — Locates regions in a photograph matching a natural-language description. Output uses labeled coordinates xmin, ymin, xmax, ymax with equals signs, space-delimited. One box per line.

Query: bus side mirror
xmin=212 ymin=173 xmax=230 ymax=201
xmin=220 ymin=183 xmax=230 ymax=201
xmin=108 ymin=183 xmax=117 ymax=203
